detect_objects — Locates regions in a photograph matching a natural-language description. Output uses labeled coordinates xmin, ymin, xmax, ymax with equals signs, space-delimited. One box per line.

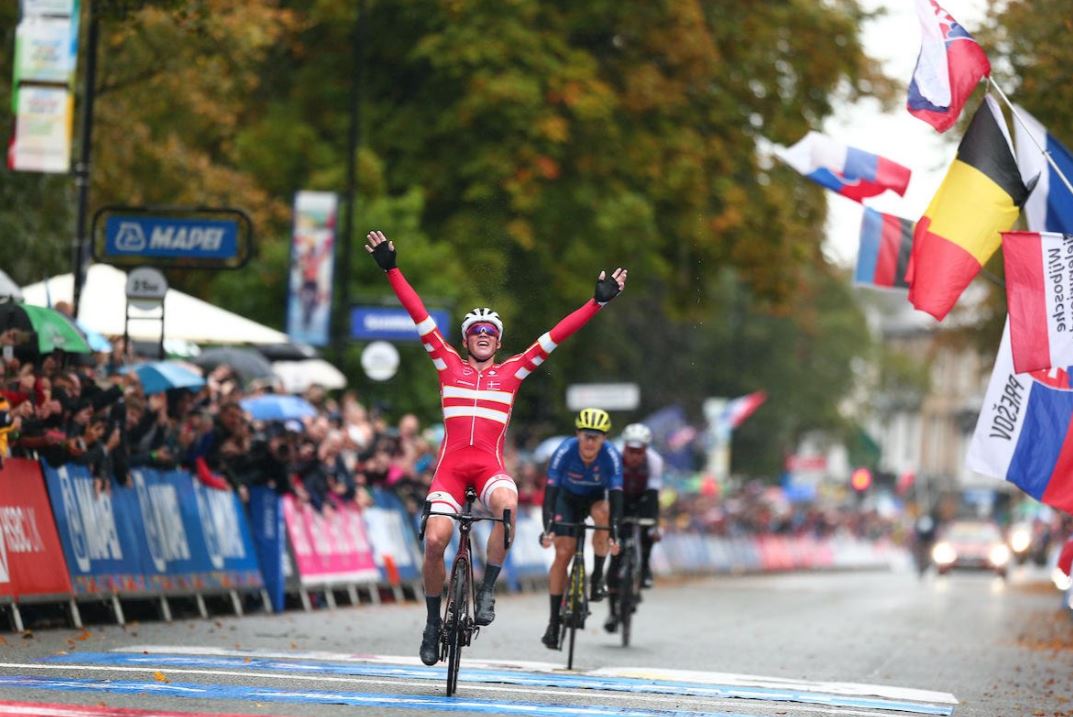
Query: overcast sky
xmin=821 ymin=0 xmax=990 ymax=268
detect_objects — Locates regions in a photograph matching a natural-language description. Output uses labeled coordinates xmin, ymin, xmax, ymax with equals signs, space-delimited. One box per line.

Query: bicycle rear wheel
xmin=445 ymin=556 xmax=469 ymax=696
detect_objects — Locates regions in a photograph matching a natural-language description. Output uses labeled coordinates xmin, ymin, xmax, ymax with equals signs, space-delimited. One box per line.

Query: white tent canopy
xmin=21 ymin=264 xmax=290 ymax=345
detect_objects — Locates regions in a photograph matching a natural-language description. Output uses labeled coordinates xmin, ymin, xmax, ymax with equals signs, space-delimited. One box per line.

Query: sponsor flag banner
xmin=0 ymin=458 xmax=72 ymax=598
xmin=967 ymin=322 xmax=1073 ymax=512
xmin=1014 ymin=105 xmax=1073 ymax=234
xmin=723 ymin=391 xmax=767 ymax=429
xmin=907 ymin=95 xmax=1032 ymax=320
xmin=855 ymin=208 xmax=913 ymax=289
xmin=775 ymin=132 xmax=911 ymax=202
xmin=8 ymin=85 xmax=74 ymax=173
xmin=40 ymin=461 xmax=149 ymax=596
xmin=129 ymin=469 xmax=262 ymax=593
xmin=286 ymin=191 xmax=337 ymax=346
xmin=907 ymin=0 xmax=990 ymax=132
xmin=248 ymin=486 xmax=286 ymax=612
xmin=1002 ymin=231 xmax=1073 ymax=374
xmin=282 ymin=495 xmax=379 ymax=586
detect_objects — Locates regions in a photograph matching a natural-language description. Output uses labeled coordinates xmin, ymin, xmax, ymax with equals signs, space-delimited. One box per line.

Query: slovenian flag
xmin=907 ymin=0 xmax=991 ymax=133
xmin=775 ymin=132 xmax=911 ymax=202
xmin=968 ymin=322 xmax=1073 ymax=513
xmin=854 ymin=208 xmax=913 ymax=290
xmin=723 ymin=391 xmax=767 ymax=429
xmin=906 ymin=95 xmax=1032 ymax=320
xmin=1001 ymin=231 xmax=1073 ymax=374
xmin=1013 ymin=105 xmax=1073 ymax=234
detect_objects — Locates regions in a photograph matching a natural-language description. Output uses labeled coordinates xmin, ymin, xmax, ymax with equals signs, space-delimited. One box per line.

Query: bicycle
xmin=612 ymin=516 xmax=656 ymax=648
xmin=549 ymin=520 xmax=613 ymax=670
xmin=419 ymin=487 xmax=511 ymax=696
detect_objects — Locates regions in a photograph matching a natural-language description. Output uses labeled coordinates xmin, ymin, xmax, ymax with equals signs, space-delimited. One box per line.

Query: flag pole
xmin=987 ymin=77 xmax=1073 ymax=201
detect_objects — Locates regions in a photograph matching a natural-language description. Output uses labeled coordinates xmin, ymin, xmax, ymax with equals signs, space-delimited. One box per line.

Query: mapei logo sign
xmin=93 ymin=206 xmax=253 ymax=268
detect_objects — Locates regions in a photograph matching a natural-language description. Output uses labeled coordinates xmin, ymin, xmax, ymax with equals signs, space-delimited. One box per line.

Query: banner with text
xmin=282 ymin=496 xmax=379 ymax=586
xmin=0 ymin=459 xmax=72 ymax=599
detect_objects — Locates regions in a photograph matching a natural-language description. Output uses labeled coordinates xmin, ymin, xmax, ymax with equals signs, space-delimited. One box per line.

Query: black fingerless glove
xmin=594 ymin=274 xmax=621 ymax=303
xmin=371 ymin=242 xmax=397 ymax=271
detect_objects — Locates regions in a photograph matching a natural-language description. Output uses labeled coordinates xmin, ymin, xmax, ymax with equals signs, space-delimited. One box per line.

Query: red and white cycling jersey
xmin=387 ymin=268 xmax=602 ymax=510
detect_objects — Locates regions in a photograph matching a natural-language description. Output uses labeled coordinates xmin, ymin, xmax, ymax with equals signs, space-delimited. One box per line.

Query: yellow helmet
xmin=575 ymin=407 xmax=612 ymax=433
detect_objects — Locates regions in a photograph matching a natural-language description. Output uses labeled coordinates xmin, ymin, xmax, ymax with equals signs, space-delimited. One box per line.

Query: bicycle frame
xmin=614 ymin=516 xmax=655 ymax=648
xmin=419 ymin=488 xmax=512 ymax=696
xmin=552 ymin=520 xmax=611 ymax=670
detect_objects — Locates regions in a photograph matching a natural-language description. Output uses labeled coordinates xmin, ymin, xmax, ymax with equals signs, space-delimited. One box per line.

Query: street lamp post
xmin=71 ymin=3 xmax=102 ymax=320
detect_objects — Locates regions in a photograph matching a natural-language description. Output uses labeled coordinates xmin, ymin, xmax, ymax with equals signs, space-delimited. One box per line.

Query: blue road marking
xmin=0 ymin=675 xmax=753 ymax=717
xmin=42 ymin=653 xmax=953 ymax=716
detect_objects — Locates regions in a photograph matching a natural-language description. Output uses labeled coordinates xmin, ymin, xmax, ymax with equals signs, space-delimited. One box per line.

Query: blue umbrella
xmin=240 ymin=394 xmax=317 ymax=422
xmin=75 ymin=319 xmax=112 ymax=353
xmin=125 ymin=361 xmax=206 ymax=395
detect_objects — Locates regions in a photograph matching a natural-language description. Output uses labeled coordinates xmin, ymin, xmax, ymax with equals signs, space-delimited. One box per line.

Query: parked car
xmin=931 ymin=520 xmax=1011 ymax=578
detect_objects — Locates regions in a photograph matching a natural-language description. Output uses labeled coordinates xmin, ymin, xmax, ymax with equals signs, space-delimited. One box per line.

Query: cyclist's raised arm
xmin=366 ymin=230 xmax=462 ymax=372
xmin=504 ymin=268 xmax=627 ymax=380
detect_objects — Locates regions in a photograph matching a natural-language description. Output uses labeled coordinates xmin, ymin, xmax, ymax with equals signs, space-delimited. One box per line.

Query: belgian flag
xmin=907 ymin=95 xmax=1034 ymax=320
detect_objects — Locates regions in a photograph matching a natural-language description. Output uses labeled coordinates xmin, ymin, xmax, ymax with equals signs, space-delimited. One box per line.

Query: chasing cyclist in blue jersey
xmin=538 ymin=408 xmax=623 ymax=649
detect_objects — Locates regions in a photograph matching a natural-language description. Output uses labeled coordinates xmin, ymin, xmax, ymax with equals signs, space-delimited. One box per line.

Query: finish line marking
xmin=36 ymin=652 xmax=954 ymax=716
xmin=0 ymin=700 xmax=260 ymax=717
xmin=114 ymin=645 xmax=956 ymax=705
xmin=0 ymin=663 xmax=915 ymax=717
xmin=0 ymin=674 xmax=762 ymax=717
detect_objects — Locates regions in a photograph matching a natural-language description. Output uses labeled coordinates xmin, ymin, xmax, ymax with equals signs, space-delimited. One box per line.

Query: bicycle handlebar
xmin=619 ymin=517 xmax=657 ymax=527
xmin=418 ymin=501 xmax=512 ymax=550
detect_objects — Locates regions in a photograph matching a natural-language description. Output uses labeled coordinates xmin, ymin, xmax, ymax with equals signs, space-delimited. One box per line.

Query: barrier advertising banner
xmin=40 ymin=461 xmax=149 ymax=595
xmin=130 ymin=469 xmax=262 ymax=593
xmin=364 ymin=488 xmax=423 ymax=583
xmin=0 ymin=458 xmax=71 ymax=599
xmin=282 ymin=496 xmax=378 ymax=586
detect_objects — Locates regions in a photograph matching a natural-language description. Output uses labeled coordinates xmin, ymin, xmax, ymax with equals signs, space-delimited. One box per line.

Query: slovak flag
xmin=723 ymin=391 xmax=767 ymax=429
xmin=775 ymin=132 xmax=911 ymax=202
xmin=967 ymin=322 xmax=1073 ymax=513
xmin=1001 ymin=231 xmax=1073 ymax=374
xmin=907 ymin=0 xmax=991 ymax=133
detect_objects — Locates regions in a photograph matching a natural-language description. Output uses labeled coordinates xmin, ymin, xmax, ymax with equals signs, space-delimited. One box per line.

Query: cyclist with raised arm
xmin=364 ymin=230 xmax=627 ymax=666
xmin=604 ymin=422 xmax=663 ymax=633
xmin=539 ymin=408 xmax=623 ymax=649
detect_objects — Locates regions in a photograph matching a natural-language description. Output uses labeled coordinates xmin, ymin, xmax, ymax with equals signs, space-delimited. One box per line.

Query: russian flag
xmin=854 ymin=208 xmax=913 ymax=290
xmin=1002 ymin=231 xmax=1073 ymax=374
xmin=907 ymin=0 xmax=990 ymax=133
xmin=1013 ymin=105 xmax=1073 ymax=234
xmin=776 ymin=132 xmax=911 ymax=202
xmin=968 ymin=322 xmax=1073 ymax=513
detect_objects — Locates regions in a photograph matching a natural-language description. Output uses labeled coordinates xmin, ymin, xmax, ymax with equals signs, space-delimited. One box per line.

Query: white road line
xmin=0 ymin=663 xmax=912 ymax=717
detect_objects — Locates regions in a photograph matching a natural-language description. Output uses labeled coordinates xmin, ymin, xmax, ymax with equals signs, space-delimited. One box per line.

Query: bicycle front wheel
xmin=619 ymin=548 xmax=637 ymax=648
xmin=565 ymin=558 xmax=586 ymax=670
xmin=445 ymin=556 xmax=469 ymax=696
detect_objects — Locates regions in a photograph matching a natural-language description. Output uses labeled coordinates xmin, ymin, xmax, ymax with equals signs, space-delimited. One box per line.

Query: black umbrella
xmin=192 ymin=347 xmax=275 ymax=385
xmin=254 ymin=341 xmax=319 ymax=362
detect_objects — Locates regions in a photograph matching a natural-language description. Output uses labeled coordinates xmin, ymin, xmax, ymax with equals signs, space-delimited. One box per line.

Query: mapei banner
xmin=131 ymin=469 xmax=262 ymax=593
xmin=41 ymin=462 xmax=262 ymax=595
xmin=282 ymin=496 xmax=378 ymax=586
xmin=0 ymin=459 xmax=71 ymax=599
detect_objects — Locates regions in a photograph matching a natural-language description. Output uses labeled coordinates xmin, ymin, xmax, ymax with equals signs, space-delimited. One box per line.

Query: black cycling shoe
xmin=419 ymin=621 xmax=441 ymax=666
xmin=589 ymin=577 xmax=607 ymax=602
xmin=474 ymin=588 xmax=495 ymax=626
xmin=641 ymin=565 xmax=654 ymax=589
xmin=603 ymin=613 xmax=618 ymax=633
xmin=541 ymin=623 xmax=561 ymax=650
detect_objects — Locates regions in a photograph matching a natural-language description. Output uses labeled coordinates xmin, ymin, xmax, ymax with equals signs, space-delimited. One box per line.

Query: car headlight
xmin=989 ymin=544 xmax=1011 ymax=567
xmin=1010 ymin=527 xmax=1031 ymax=554
xmin=1053 ymin=568 xmax=1073 ymax=592
xmin=932 ymin=542 xmax=957 ymax=565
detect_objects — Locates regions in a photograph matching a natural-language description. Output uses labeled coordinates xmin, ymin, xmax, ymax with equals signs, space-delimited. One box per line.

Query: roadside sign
xmin=125 ymin=267 xmax=167 ymax=307
xmin=92 ymin=206 xmax=253 ymax=269
xmin=361 ymin=341 xmax=400 ymax=381
xmin=566 ymin=383 xmax=640 ymax=411
xmin=350 ymin=306 xmax=451 ymax=342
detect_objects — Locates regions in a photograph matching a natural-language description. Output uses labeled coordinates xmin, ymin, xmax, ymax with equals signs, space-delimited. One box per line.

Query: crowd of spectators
xmin=0 ymin=305 xmax=900 ymax=542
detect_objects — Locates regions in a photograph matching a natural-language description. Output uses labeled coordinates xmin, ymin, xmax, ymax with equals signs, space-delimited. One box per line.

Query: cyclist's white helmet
xmin=460 ymin=308 xmax=503 ymax=339
xmin=621 ymin=423 xmax=652 ymax=448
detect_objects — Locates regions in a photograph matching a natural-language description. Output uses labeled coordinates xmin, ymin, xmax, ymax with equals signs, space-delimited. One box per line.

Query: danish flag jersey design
xmin=387 ymin=269 xmax=602 ymax=459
